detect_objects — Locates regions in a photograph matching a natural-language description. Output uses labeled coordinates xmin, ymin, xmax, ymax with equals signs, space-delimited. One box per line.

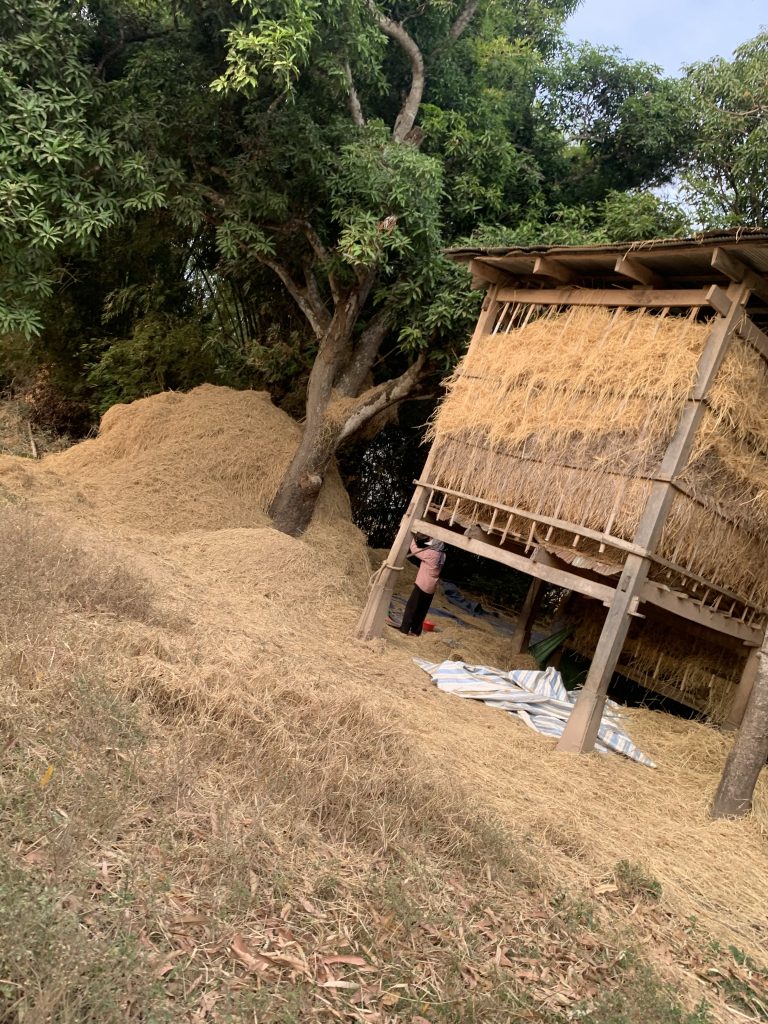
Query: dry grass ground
xmin=1 ymin=385 xmax=767 ymax=1024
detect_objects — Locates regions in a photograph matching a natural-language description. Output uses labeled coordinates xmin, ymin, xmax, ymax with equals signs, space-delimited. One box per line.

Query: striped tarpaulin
xmin=414 ymin=659 xmax=656 ymax=768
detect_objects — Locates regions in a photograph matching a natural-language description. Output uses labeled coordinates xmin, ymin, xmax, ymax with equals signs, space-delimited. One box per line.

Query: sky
xmin=565 ymin=0 xmax=766 ymax=76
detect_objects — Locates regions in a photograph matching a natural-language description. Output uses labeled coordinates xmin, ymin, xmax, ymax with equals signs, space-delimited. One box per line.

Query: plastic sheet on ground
xmin=414 ymin=658 xmax=656 ymax=768
xmin=440 ymin=581 xmax=517 ymax=636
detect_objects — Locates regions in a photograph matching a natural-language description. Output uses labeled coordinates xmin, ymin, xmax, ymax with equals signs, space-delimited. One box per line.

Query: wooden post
xmin=355 ymin=468 xmax=435 ymax=640
xmin=711 ymin=635 xmax=768 ymax=818
xmin=510 ymin=576 xmax=545 ymax=654
xmin=355 ymin=285 xmax=501 ymax=641
xmin=725 ymin=645 xmax=761 ymax=729
xmin=557 ymin=282 xmax=751 ymax=754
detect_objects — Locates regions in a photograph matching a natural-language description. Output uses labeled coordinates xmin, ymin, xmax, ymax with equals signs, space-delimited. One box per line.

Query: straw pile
xmin=429 ymin=305 xmax=768 ymax=609
xmin=0 ymin=384 xmax=767 ymax=1019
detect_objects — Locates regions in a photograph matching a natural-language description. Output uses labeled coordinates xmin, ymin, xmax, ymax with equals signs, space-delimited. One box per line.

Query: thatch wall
xmin=567 ymin=597 xmax=744 ymax=722
xmin=428 ymin=305 xmax=768 ymax=609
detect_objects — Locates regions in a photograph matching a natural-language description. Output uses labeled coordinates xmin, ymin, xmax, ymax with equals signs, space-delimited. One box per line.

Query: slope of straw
xmin=0 ymin=385 xmax=767 ymax=1020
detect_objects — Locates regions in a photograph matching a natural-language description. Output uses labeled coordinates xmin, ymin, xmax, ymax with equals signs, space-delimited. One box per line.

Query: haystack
xmin=429 ymin=305 xmax=768 ymax=608
xmin=0 ymin=384 xmax=371 ymax=602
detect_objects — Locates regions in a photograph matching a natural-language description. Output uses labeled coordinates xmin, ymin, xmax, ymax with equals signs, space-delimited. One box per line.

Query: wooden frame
xmin=494 ymin=285 xmax=731 ymax=314
xmin=356 ymin=244 xmax=768 ymax=752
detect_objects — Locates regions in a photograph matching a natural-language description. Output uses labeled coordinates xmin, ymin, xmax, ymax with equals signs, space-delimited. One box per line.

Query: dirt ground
xmin=1 ymin=385 xmax=766 ymax=1023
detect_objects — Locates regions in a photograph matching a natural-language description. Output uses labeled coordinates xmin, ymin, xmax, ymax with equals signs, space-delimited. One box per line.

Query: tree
xmin=683 ymin=32 xmax=768 ymax=227
xmin=711 ymin=641 xmax=768 ymax=818
xmin=0 ymin=0 xmax=180 ymax=338
xmin=204 ymin=0 xmax=520 ymax=534
xmin=542 ymin=43 xmax=694 ymax=207
xmin=2 ymin=0 xmax=694 ymax=531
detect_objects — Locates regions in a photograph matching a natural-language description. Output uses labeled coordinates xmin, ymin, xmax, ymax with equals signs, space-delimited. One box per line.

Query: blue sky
xmin=565 ymin=0 xmax=766 ymax=75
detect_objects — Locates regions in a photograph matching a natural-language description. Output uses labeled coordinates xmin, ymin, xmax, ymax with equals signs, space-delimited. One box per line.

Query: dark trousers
xmin=400 ymin=584 xmax=433 ymax=636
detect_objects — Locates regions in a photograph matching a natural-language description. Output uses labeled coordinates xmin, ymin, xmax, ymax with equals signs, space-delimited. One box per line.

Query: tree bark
xmin=268 ymin=277 xmax=385 ymax=536
xmin=711 ymin=639 xmax=768 ymax=818
xmin=267 ymin=417 xmax=342 ymax=536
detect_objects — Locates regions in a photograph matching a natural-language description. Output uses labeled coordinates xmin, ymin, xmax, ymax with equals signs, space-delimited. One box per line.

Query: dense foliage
xmin=1 ymin=1 xmax=765 ymax=526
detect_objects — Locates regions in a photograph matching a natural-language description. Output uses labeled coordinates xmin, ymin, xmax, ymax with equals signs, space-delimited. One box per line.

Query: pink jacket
xmin=410 ymin=540 xmax=445 ymax=595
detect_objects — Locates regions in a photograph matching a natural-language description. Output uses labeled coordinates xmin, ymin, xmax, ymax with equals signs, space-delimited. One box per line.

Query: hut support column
xmin=726 ymin=645 xmax=761 ymax=729
xmin=557 ymin=282 xmax=751 ymax=754
xmin=356 ymin=285 xmax=501 ymax=642
xmin=510 ymin=577 xmax=544 ymax=655
xmin=355 ymin=477 xmax=434 ymax=640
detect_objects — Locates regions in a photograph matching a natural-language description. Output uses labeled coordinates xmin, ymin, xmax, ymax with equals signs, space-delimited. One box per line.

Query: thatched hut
xmin=358 ymin=230 xmax=768 ymax=753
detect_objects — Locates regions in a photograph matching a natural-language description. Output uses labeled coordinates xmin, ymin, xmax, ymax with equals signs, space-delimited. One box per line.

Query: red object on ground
xmin=423 ymin=621 xmax=435 ymax=632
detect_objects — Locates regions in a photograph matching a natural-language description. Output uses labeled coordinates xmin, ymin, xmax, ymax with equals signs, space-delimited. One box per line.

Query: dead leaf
xmin=230 ymin=935 xmax=275 ymax=974
xmin=321 ymin=955 xmax=369 ymax=968
xmin=299 ymin=896 xmax=324 ymax=917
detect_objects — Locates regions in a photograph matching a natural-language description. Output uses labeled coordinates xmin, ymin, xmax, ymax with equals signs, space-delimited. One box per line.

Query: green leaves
xmin=212 ymin=0 xmax=322 ymax=95
xmin=329 ymin=134 xmax=443 ymax=271
xmin=0 ymin=0 xmax=179 ymax=338
xmin=683 ymin=31 xmax=768 ymax=227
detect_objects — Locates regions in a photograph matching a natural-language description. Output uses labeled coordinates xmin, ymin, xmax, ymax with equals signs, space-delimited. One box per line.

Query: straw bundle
xmin=568 ymin=598 xmax=744 ymax=721
xmin=429 ymin=306 xmax=768 ymax=607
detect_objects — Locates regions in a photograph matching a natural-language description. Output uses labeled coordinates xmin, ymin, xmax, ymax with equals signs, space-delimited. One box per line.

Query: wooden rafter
xmin=469 ymin=258 xmax=515 ymax=290
xmin=533 ymin=255 xmax=574 ymax=284
xmin=712 ymin=246 xmax=768 ymax=305
xmin=614 ymin=255 xmax=663 ymax=288
xmin=495 ymin=286 xmax=728 ymax=311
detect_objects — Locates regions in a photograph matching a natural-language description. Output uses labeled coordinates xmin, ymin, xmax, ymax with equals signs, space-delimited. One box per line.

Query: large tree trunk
xmin=268 ymin=419 xmax=341 ymax=536
xmin=711 ymin=640 xmax=768 ymax=818
xmin=269 ymin=347 xmax=426 ymax=536
xmin=268 ymin=296 xmax=352 ymax=537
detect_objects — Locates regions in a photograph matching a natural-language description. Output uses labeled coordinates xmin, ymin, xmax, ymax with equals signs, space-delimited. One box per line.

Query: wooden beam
xmin=419 ymin=479 xmax=648 ymax=559
xmin=736 ymin=315 xmax=768 ymax=363
xmin=411 ymin=519 xmax=615 ymax=605
xmin=725 ymin=646 xmax=762 ymax=728
xmin=614 ymin=255 xmax=663 ymax=288
xmin=640 ymin=581 xmax=763 ymax=645
xmin=495 ymin=286 xmax=722 ymax=309
xmin=711 ymin=246 xmax=768 ymax=305
xmin=509 ymin=576 xmax=545 ymax=655
xmin=705 ymin=284 xmax=732 ymax=318
xmin=533 ymin=256 xmax=574 ymax=284
xmin=469 ymin=258 xmax=515 ymax=290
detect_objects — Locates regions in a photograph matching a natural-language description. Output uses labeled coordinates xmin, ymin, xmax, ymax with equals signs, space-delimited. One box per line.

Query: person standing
xmin=396 ymin=536 xmax=446 ymax=636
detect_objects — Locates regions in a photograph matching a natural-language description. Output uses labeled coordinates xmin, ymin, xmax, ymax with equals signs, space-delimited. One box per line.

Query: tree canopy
xmin=683 ymin=31 xmax=768 ymax=227
xmin=1 ymin=2 xmax=766 ymax=529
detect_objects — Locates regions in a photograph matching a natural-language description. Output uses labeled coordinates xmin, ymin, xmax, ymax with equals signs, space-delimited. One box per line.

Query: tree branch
xmin=300 ymin=220 xmax=341 ymax=307
xmin=303 ymin=262 xmax=333 ymax=330
xmin=449 ymin=0 xmax=481 ymax=40
xmin=338 ymin=354 xmax=426 ymax=443
xmin=366 ymin=2 xmax=425 ymax=143
xmin=336 ymin=304 xmax=396 ymax=397
xmin=258 ymin=255 xmax=330 ymax=339
xmin=343 ymin=60 xmax=366 ymax=128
